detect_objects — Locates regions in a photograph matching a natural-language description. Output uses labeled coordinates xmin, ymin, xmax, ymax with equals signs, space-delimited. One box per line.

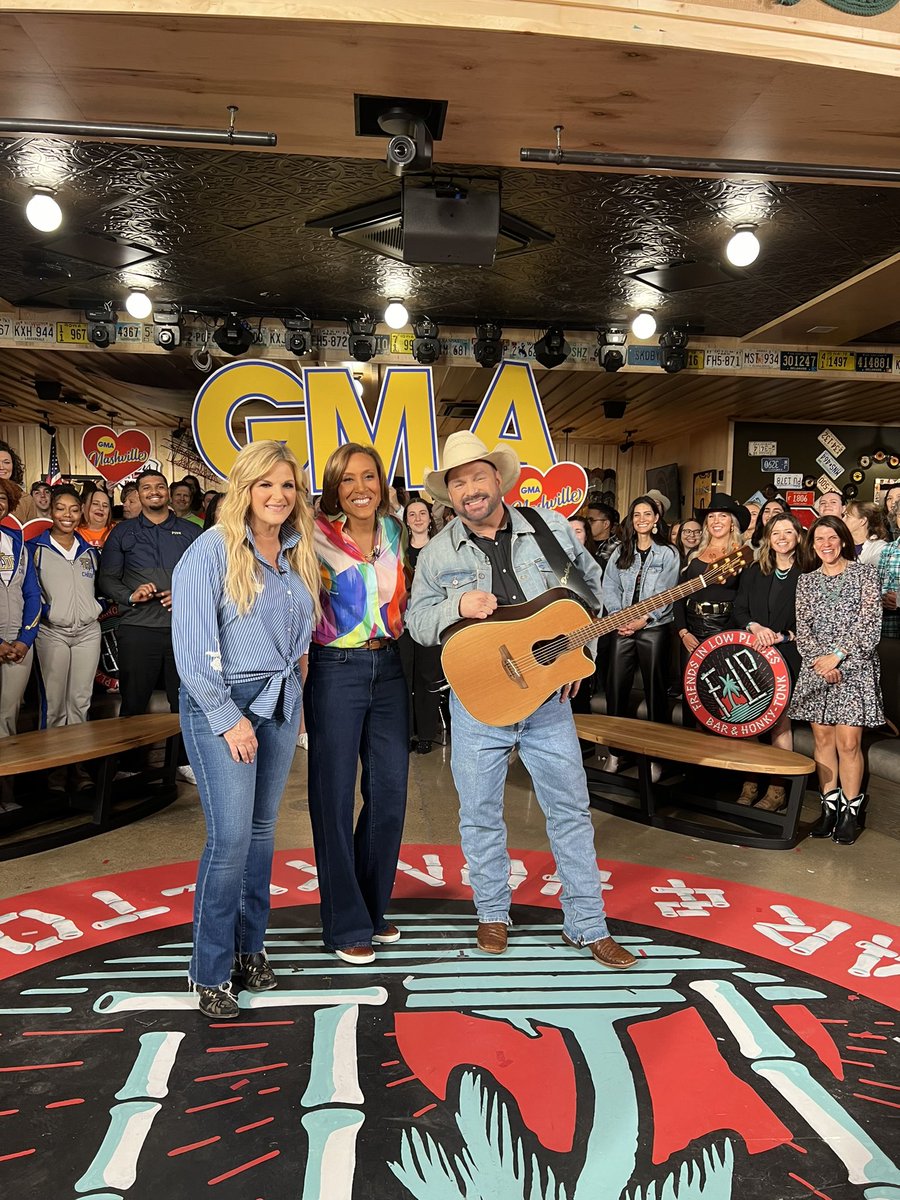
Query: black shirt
xmin=466 ymin=521 xmax=525 ymax=606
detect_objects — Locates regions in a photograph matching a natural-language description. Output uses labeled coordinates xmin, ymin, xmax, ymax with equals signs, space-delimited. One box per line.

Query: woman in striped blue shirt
xmin=172 ymin=441 xmax=320 ymax=1020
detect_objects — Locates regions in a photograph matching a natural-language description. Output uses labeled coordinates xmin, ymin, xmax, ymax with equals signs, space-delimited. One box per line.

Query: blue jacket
xmin=98 ymin=512 xmax=202 ymax=628
xmin=601 ymin=541 xmax=680 ymax=626
xmin=0 ymin=525 xmax=42 ymax=648
xmin=406 ymin=505 xmax=605 ymax=651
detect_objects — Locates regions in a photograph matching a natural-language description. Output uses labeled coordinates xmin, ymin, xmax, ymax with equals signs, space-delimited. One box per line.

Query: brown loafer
xmin=562 ymin=931 xmax=637 ymax=970
xmin=476 ymin=922 xmax=508 ymax=954
xmin=334 ymin=944 xmax=375 ymax=964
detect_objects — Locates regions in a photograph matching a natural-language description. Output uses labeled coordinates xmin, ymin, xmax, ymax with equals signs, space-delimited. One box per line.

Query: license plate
xmin=56 ymin=321 xmax=90 ymax=344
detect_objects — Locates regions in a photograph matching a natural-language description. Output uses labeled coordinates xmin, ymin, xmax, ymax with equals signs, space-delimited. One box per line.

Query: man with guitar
xmin=406 ymin=432 xmax=637 ymax=970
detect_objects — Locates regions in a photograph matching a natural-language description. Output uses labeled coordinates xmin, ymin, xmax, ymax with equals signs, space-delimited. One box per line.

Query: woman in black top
xmin=732 ymin=513 xmax=804 ymax=811
xmin=399 ymin=499 xmax=443 ymax=754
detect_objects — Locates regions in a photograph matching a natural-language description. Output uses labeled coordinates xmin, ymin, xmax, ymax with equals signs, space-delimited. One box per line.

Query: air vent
xmin=807 ymin=325 xmax=837 ymax=334
xmin=630 ymin=260 xmax=741 ymax=294
xmin=44 ymin=232 xmax=157 ymax=269
xmin=441 ymin=402 xmax=480 ymax=419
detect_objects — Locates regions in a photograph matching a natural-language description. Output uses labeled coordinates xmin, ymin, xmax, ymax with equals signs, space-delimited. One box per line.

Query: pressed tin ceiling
xmin=2 ymin=137 xmax=900 ymax=340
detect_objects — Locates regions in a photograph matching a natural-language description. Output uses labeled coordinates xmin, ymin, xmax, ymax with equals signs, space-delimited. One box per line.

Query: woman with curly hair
xmin=0 ymin=441 xmax=37 ymax=523
xmin=172 ymin=440 xmax=320 ymax=1019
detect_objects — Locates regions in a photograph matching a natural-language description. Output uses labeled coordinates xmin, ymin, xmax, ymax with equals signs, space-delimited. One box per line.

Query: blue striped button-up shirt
xmin=172 ymin=525 xmax=314 ymax=734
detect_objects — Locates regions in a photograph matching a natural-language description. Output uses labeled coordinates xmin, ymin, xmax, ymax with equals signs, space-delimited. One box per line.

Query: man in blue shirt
xmin=99 ymin=470 xmax=201 ymax=777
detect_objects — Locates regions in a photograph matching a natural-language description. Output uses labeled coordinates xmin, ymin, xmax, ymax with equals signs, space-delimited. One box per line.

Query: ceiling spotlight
xmin=619 ymin=430 xmax=636 ymax=453
xmin=282 ymin=314 xmax=313 ymax=356
xmin=473 ymin=322 xmax=503 ymax=369
xmin=533 ymin=326 xmax=570 ymax=369
xmin=383 ymin=299 xmax=409 ymax=330
xmin=412 ymin=317 xmax=441 ymax=365
xmin=85 ymin=306 xmax=118 ymax=348
xmin=347 ymin=316 xmax=377 ymax=362
xmin=152 ymin=303 xmax=181 ymax=349
xmin=725 ymin=224 xmax=761 ymax=267
xmin=25 ymin=190 xmax=62 ymax=232
xmin=212 ymin=313 xmax=254 ymax=357
xmin=659 ymin=327 xmax=690 ymax=374
xmin=125 ymin=290 xmax=152 ymax=319
xmin=630 ymin=312 xmax=657 ymax=340
xmin=598 ymin=327 xmax=628 ymax=373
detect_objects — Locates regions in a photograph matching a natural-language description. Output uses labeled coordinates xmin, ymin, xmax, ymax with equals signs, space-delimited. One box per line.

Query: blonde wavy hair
xmin=689 ymin=513 xmax=744 ymax=563
xmin=217 ymin=441 xmax=321 ymax=618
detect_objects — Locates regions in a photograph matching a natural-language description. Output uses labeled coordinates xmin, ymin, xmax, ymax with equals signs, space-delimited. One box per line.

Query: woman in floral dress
xmin=789 ymin=516 xmax=883 ymax=845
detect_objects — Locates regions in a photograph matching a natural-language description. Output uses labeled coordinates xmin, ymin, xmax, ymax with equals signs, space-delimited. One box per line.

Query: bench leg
xmin=162 ymin=734 xmax=179 ymax=789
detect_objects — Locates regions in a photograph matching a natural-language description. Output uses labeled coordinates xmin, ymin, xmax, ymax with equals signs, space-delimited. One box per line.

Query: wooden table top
xmin=574 ymin=715 xmax=814 ymax=776
xmin=0 ymin=714 xmax=181 ymax=776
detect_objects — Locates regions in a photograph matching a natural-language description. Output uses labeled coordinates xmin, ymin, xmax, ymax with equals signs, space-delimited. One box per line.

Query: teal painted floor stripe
xmin=20 ymin=987 xmax=89 ymax=995
xmin=0 ymin=1005 xmax=73 ymax=1015
xmin=404 ymin=988 xmax=684 ymax=1008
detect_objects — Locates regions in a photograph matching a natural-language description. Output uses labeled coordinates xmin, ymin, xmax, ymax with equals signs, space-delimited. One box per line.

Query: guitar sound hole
xmin=532 ymin=636 xmax=568 ymax=666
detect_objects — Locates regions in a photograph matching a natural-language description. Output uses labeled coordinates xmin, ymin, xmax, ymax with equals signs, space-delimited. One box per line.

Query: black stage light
xmin=412 ymin=317 xmax=441 ymax=365
xmin=152 ymin=303 xmax=181 ymax=350
xmin=213 ymin=313 xmax=254 ymax=356
xmin=347 ymin=316 xmax=376 ymax=362
xmin=659 ymin=327 xmax=689 ymax=374
xmin=85 ymin=306 xmax=117 ymax=348
xmin=473 ymin=322 xmax=503 ymax=368
xmin=619 ymin=430 xmax=636 ymax=453
xmin=533 ymin=325 xmax=570 ymax=368
xmin=283 ymin=315 xmax=313 ymax=356
xmin=603 ymin=400 xmax=628 ymax=420
xmin=597 ymin=326 xmax=627 ymax=373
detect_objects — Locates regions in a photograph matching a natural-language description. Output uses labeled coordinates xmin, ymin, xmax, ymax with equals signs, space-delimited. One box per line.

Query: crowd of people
xmin=0 ymin=429 xmax=897 ymax=1019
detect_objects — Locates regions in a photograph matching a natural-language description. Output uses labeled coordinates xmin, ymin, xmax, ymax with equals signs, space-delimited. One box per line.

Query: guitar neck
xmin=571 ymin=571 xmax=714 ymax=648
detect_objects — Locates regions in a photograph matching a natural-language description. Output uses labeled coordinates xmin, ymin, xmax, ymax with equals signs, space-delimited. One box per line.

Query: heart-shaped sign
xmin=504 ymin=462 xmax=588 ymax=518
xmin=82 ymin=425 xmax=152 ymax=486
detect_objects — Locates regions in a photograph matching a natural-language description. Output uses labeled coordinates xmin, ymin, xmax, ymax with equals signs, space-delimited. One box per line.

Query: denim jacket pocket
xmin=437 ymin=570 xmax=478 ymax=592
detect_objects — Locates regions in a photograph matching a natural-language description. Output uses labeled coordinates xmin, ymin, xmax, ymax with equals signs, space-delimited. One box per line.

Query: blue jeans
xmin=450 ymin=691 xmax=610 ymax=943
xmin=305 ymin=643 xmax=409 ymax=950
xmin=182 ymin=678 xmax=301 ymax=987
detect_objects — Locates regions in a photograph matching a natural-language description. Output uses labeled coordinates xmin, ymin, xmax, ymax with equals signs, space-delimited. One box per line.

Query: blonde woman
xmin=172 ymin=441 xmax=320 ymax=1019
xmin=674 ymin=494 xmax=750 ymax=654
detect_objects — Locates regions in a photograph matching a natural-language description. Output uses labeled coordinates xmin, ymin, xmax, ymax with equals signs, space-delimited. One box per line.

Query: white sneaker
xmin=605 ymin=753 xmax=621 ymax=774
xmin=177 ymin=765 xmax=197 ymax=786
xmin=296 ymin=732 xmax=308 ymax=750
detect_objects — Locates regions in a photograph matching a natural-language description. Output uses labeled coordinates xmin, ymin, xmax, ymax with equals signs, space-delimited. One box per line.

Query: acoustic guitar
xmin=441 ymin=546 xmax=753 ymax=726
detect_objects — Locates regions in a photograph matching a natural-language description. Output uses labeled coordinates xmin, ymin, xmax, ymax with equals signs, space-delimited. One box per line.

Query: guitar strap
xmin=516 ymin=507 xmax=600 ymax=614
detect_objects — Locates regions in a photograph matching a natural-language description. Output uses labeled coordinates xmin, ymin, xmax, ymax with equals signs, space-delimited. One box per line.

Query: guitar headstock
xmin=702 ymin=544 xmax=754 ymax=585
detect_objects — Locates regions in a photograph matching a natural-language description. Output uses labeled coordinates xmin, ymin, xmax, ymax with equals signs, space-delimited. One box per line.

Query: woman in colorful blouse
xmin=305 ymin=442 xmax=409 ymax=965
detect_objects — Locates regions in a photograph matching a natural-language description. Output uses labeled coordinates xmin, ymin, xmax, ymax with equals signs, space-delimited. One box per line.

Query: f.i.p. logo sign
xmin=191 ymin=358 xmax=570 ymax=500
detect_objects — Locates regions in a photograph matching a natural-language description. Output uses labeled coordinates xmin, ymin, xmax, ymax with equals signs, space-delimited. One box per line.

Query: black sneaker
xmin=196 ymin=982 xmax=240 ymax=1019
xmin=235 ymin=952 xmax=277 ymax=992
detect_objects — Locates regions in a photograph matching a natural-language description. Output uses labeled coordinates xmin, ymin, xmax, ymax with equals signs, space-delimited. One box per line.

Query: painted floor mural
xmin=1 ymin=844 xmax=898 ymax=1199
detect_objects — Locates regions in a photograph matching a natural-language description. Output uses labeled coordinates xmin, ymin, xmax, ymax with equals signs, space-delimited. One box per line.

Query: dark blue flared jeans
xmin=304 ymin=642 xmax=409 ymax=950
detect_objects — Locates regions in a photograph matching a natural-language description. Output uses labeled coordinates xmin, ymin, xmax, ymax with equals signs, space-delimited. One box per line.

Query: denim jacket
xmin=406 ymin=505 xmax=605 ymax=652
xmin=601 ymin=541 xmax=680 ymax=626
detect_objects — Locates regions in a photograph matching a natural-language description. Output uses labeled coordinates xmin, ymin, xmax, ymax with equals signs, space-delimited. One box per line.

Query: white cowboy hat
xmin=646 ymin=488 xmax=672 ymax=517
xmin=424 ymin=431 xmax=521 ymax=504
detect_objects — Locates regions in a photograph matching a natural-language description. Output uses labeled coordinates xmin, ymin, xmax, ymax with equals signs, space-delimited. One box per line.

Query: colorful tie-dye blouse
xmin=312 ymin=512 xmax=407 ymax=647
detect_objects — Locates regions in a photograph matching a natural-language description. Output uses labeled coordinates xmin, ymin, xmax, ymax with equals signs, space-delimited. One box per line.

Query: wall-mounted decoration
xmin=693 ymin=469 xmax=716 ymax=512
xmin=504 ymin=462 xmax=588 ymax=517
xmin=81 ymin=425 xmax=152 ymax=486
xmin=645 ymin=463 xmax=681 ymax=521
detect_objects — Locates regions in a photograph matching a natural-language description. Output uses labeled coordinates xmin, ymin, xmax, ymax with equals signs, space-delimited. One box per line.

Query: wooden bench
xmin=0 ymin=714 xmax=182 ymax=860
xmin=574 ymin=714 xmax=816 ymax=850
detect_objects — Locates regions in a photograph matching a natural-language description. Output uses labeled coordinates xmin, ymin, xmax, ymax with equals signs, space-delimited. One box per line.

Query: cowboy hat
xmin=645 ymin=488 xmax=671 ymax=517
xmin=424 ymin=431 xmax=521 ymax=504
xmin=696 ymin=491 xmax=751 ymax=533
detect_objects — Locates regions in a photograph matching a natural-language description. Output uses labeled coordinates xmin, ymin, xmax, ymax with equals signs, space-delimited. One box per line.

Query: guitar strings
xmin=504 ymin=555 xmax=745 ymax=675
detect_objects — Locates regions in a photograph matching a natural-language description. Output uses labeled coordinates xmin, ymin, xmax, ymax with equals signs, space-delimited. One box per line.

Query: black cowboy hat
xmin=695 ymin=491 xmax=751 ymax=533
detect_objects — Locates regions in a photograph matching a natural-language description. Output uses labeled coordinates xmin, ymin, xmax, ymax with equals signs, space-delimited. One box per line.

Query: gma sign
xmin=191 ymin=358 xmax=557 ymax=491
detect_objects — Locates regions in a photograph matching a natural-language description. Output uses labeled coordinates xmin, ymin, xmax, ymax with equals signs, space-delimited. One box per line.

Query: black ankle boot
xmin=235 ymin=952 xmax=277 ymax=992
xmin=809 ymin=789 xmax=840 ymax=838
xmin=833 ymin=792 xmax=867 ymax=846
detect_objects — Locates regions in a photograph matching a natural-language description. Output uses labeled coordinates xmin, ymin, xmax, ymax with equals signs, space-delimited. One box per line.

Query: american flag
xmin=45 ymin=432 xmax=62 ymax=485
